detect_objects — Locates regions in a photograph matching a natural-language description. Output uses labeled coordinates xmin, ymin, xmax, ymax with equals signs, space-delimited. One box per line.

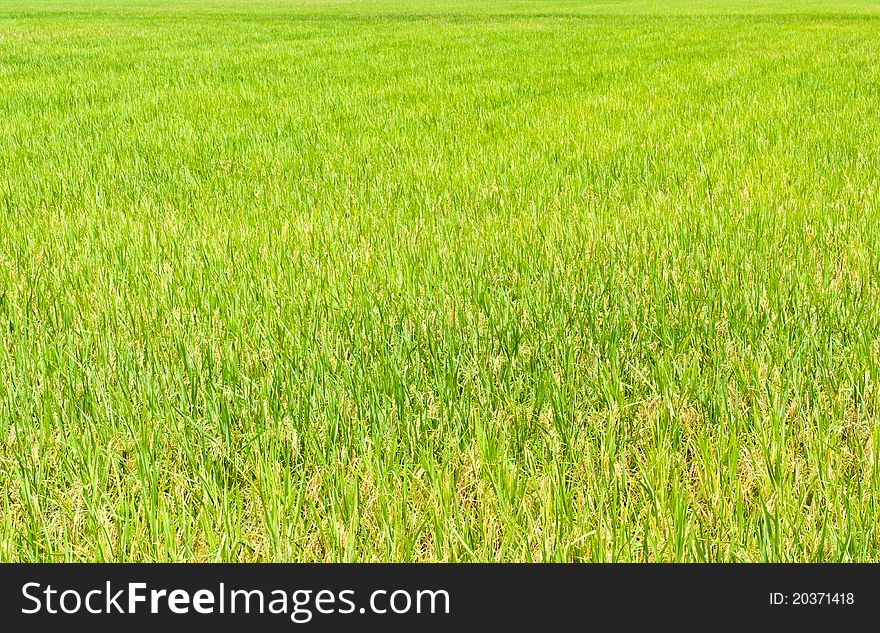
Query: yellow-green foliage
xmin=1 ymin=0 xmax=880 ymax=561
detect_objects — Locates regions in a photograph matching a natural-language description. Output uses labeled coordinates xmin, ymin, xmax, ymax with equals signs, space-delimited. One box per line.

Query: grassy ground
xmin=1 ymin=0 xmax=880 ymax=561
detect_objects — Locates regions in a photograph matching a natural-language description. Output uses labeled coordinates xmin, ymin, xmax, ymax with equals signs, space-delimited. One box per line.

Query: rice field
xmin=1 ymin=0 xmax=880 ymax=561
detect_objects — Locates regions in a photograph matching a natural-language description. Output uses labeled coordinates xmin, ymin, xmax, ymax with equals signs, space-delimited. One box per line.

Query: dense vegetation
xmin=2 ymin=0 xmax=879 ymax=561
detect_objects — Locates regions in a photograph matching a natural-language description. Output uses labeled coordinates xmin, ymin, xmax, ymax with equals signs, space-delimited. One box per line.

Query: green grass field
xmin=2 ymin=0 xmax=880 ymax=562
